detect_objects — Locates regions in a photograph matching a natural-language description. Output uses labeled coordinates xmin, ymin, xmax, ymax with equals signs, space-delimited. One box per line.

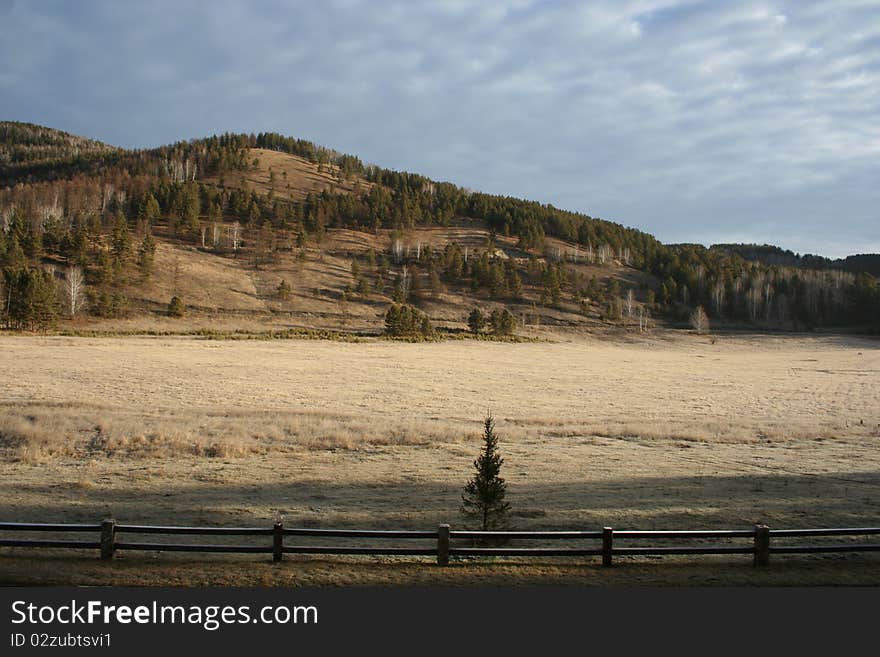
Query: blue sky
xmin=1 ymin=0 xmax=878 ymax=258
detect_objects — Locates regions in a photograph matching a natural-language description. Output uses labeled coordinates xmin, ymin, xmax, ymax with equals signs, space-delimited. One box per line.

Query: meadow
xmin=1 ymin=331 xmax=878 ymax=584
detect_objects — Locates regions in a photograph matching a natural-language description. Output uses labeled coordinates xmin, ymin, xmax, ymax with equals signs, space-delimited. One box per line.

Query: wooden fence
xmin=1 ymin=521 xmax=879 ymax=567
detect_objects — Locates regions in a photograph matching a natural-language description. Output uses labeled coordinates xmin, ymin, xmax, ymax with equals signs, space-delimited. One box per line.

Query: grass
xmin=2 ymin=552 xmax=879 ymax=587
xmin=1 ymin=332 xmax=876 ymax=463
xmin=1 ymin=332 xmax=878 ymax=585
xmin=14 ymin=326 xmax=543 ymax=343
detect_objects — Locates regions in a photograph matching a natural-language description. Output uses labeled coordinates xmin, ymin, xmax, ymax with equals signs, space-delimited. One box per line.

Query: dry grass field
xmin=1 ymin=331 xmax=879 ymax=585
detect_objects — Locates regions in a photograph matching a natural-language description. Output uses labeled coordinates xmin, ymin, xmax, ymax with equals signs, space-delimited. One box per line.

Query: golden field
xmin=1 ymin=331 xmax=878 ymax=584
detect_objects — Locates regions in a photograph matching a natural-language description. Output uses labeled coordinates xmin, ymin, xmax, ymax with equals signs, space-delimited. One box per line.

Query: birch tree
xmin=63 ymin=265 xmax=86 ymax=318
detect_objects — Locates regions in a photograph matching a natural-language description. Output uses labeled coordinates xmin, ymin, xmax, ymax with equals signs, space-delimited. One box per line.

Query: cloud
xmin=0 ymin=0 xmax=877 ymax=257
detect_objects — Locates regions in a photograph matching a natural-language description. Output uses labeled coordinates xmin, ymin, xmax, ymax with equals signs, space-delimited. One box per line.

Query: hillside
xmin=0 ymin=122 xmax=877 ymax=335
xmin=710 ymin=243 xmax=880 ymax=278
xmin=0 ymin=122 xmax=121 ymax=186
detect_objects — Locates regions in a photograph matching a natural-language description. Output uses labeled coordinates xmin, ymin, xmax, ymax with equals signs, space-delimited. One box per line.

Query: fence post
xmin=602 ymin=527 xmax=613 ymax=567
xmin=754 ymin=524 xmax=770 ymax=566
xmin=100 ymin=519 xmax=116 ymax=560
xmin=273 ymin=521 xmax=283 ymax=563
xmin=437 ymin=524 xmax=450 ymax=566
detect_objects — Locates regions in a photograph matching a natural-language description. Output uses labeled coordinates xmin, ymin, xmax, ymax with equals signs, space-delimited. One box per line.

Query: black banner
xmin=1 ymin=587 xmax=877 ymax=653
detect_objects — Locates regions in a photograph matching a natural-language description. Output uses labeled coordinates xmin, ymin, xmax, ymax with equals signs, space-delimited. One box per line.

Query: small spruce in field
xmin=461 ymin=413 xmax=511 ymax=531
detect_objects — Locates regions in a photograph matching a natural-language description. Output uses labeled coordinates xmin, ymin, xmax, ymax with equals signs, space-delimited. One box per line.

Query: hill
xmin=0 ymin=122 xmax=877 ymax=335
xmin=0 ymin=122 xmax=121 ymax=186
xmin=710 ymin=243 xmax=880 ymax=278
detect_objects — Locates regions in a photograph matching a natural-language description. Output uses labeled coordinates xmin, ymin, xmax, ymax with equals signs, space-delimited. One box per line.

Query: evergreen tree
xmin=138 ymin=232 xmax=156 ymax=280
xmin=111 ymin=214 xmax=132 ymax=263
xmin=384 ymin=303 xmax=431 ymax=337
xmin=489 ymin=308 xmax=516 ymax=336
xmin=3 ymin=268 xmax=59 ymax=330
xmin=140 ymin=193 xmax=161 ymax=225
xmin=1 ymin=236 xmax=27 ymax=271
xmin=468 ymin=307 xmax=485 ymax=334
xmin=461 ymin=414 xmax=511 ymax=531
xmin=168 ymin=296 xmax=185 ymax=317
xmin=277 ymin=278 xmax=292 ymax=300
xmin=183 ymin=184 xmax=201 ymax=233
xmin=542 ymin=265 xmax=562 ymax=305
xmin=505 ymin=261 xmax=523 ymax=298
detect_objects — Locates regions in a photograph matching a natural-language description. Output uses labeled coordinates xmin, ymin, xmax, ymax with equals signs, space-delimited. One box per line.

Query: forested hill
xmin=0 ymin=121 xmax=878 ymax=334
xmin=710 ymin=244 xmax=880 ymax=278
xmin=0 ymin=122 xmax=122 ymax=186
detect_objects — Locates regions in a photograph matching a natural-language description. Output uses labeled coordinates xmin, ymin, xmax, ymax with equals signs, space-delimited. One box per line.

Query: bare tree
xmin=747 ymin=285 xmax=761 ymax=321
xmin=711 ymin=280 xmax=725 ymax=315
xmin=63 ymin=265 xmax=86 ymax=318
xmin=227 ymin=221 xmax=241 ymax=252
xmin=625 ymin=289 xmax=635 ymax=318
xmin=638 ymin=306 xmax=651 ymax=333
xmin=690 ymin=305 xmax=710 ymax=334
xmin=764 ymin=282 xmax=774 ymax=323
xmin=400 ymin=265 xmax=410 ymax=300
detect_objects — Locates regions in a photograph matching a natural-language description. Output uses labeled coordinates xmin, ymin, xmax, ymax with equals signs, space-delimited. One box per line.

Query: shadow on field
xmin=2 ymin=470 xmax=878 ymax=531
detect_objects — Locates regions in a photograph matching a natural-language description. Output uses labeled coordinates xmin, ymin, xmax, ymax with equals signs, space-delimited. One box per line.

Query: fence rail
xmin=1 ymin=521 xmax=879 ymax=567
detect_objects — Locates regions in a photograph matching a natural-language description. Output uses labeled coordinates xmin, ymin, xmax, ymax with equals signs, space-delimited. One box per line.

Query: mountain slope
xmin=0 ymin=122 xmax=121 ymax=186
xmin=0 ymin=122 xmax=877 ymax=334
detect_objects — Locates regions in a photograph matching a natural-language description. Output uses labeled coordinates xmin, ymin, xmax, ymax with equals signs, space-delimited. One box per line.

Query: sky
xmin=1 ymin=0 xmax=878 ymax=258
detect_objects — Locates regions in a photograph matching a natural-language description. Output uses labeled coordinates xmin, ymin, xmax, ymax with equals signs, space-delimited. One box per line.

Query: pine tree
xmin=384 ymin=303 xmax=432 ymax=337
xmin=489 ymin=308 xmax=516 ymax=336
xmin=111 ymin=214 xmax=132 ymax=264
xmin=3 ymin=268 xmax=59 ymax=330
xmin=140 ymin=193 xmax=161 ymax=225
xmin=277 ymin=278 xmax=292 ymax=300
xmin=138 ymin=233 xmax=156 ymax=280
xmin=461 ymin=414 xmax=511 ymax=531
xmin=468 ymin=307 xmax=485 ymax=334
xmin=168 ymin=296 xmax=185 ymax=317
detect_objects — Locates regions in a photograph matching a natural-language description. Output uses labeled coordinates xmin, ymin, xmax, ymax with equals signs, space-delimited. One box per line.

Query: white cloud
xmin=0 ymin=0 xmax=877 ymax=256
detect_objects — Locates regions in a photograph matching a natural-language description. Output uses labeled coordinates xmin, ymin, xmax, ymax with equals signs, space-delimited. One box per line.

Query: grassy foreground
xmin=3 ymin=552 xmax=880 ymax=587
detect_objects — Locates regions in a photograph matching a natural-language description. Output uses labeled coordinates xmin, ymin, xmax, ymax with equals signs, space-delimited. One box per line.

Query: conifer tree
xmin=137 ymin=233 xmax=156 ymax=281
xmin=140 ymin=194 xmax=161 ymax=225
xmin=489 ymin=308 xmax=516 ymax=336
xmin=468 ymin=307 xmax=485 ymax=333
xmin=168 ymin=296 xmax=185 ymax=317
xmin=111 ymin=214 xmax=131 ymax=263
xmin=277 ymin=278 xmax=292 ymax=300
xmin=3 ymin=268 xmax=59 ymax=330
xmin=461 ymin=414 xmax=511 ymax=531
xmin=384 ymin=303 xmax=431 ymax=337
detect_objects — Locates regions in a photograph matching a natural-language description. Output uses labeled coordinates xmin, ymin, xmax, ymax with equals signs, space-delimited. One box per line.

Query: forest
xmin=1 ymin=121 xmax=878 ymax=332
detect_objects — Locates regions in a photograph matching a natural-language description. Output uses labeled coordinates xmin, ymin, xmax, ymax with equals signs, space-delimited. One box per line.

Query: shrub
xmin=168 ymin=296 xmax=185 ymax=317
